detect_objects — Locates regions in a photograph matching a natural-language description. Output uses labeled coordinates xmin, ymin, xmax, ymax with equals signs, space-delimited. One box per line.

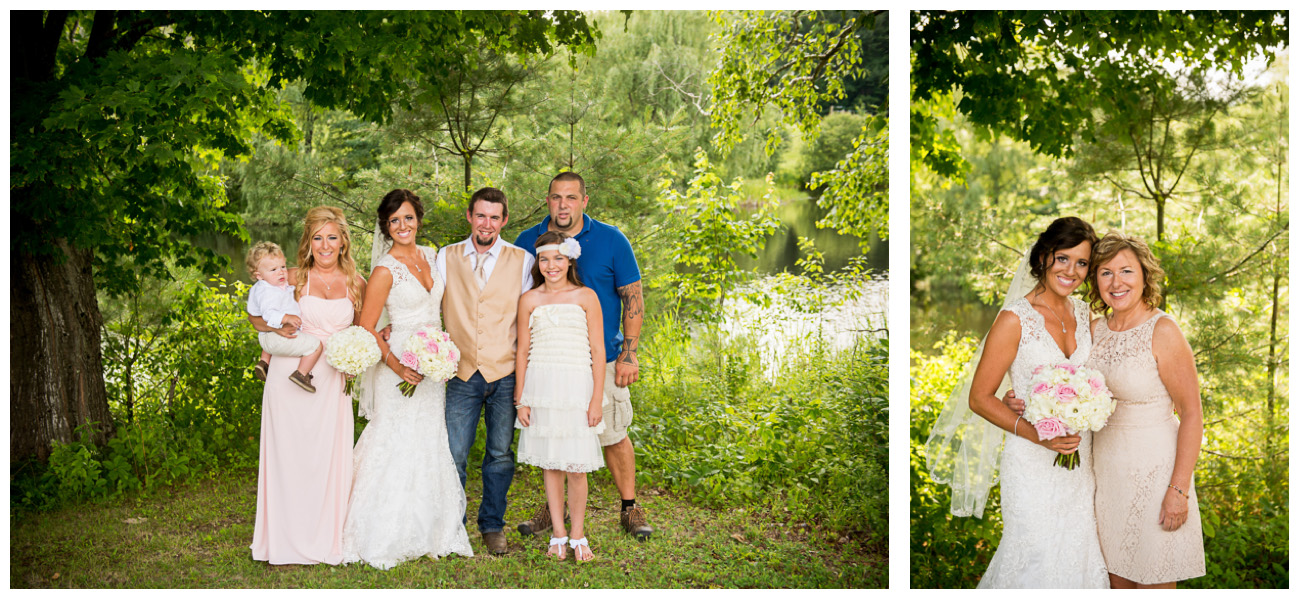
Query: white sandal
xmin=548 ymin=536 xmax=568 ymax=560
xmin=569 ymin=537 xmax=595 ymax=562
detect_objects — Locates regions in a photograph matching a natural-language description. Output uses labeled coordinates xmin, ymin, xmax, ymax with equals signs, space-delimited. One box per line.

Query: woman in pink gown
xmin=249 ymin=206 xmax=367 ymax=565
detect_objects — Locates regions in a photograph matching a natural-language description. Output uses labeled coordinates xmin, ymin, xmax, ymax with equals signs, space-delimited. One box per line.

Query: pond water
xmin=716 ymin=275 xmax=889 ymax=378
xmin=910 ymin=291 xmax=998 ymax=355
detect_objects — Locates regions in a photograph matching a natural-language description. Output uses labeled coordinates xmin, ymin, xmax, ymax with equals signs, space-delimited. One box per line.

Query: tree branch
xmin=1206 ymin=223 xmax=1289 ymax=284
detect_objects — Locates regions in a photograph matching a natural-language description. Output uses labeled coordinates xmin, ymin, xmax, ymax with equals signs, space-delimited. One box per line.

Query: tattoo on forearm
xmin=618 ymin=335 xmax=639 ymax=366
xmin=617 ymin=281 xmax=644 ymax=321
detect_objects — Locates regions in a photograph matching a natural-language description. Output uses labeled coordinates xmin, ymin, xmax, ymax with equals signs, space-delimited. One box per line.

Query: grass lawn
xmin=11 ymin=466 xmax=884 ymax=588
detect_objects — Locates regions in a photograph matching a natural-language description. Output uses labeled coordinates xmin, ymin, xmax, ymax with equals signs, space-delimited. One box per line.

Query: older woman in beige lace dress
xmin=1084 ymin=232 xmax=1205 ymax=588
xmin=1005 ymin=231 xmax=1206 ymax=588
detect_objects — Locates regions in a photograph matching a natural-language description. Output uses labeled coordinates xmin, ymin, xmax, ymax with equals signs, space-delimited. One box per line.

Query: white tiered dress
xmin=516 ymin=304 xmax=606 ymax=473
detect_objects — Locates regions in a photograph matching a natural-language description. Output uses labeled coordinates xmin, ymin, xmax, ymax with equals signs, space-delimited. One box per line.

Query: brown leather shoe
xmin=621 ymin=505 xmax=653 ymax=540
xmin=483 ymin=530 xmax=509 ymax=555
xmin=289 ymin=370 xmax=316 ymax=393
xmin=254 ymin=360 xmax=269 ymax=382
xmin=517 ymin=503 xmax=567 ymax=536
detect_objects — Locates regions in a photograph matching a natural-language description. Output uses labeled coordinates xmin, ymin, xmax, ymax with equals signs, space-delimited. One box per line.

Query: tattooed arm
xmin=614 ymin=279 xmax=644 ymax=387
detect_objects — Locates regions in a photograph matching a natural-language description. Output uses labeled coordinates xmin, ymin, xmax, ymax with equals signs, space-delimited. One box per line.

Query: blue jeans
xmin=445 ymin=371 xmax=517 ymax=533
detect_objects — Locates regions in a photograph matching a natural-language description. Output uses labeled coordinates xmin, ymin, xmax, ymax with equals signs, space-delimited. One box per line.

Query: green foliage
xmin=911 ymin=330 xmax=1290 ymax=587
xmin=809 ymin=113 xmax=889 ymax=242
xmin=635 ymin=296 xmax=888 ymax=539
xmin=707 ymin=10 xmax=879 ymax=156
xmin=910 ymin=336 xmax=1002 ymax=588
xmin=653 ymin=150 xmax=783 ymax=319
xmin=910 ymin=10 xmax=1288 ymax=178
xmin=15 ymin=275 xmax=262 ymax=512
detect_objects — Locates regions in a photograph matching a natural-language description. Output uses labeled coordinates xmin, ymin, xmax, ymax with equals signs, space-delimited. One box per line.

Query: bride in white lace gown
xmin=926 ymin=217 xmax=1108 ymax=588
xmin=342 ymin=190 xmax=473 ymax=569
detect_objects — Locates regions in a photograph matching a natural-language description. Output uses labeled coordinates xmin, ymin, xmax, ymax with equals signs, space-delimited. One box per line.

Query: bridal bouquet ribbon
xmin=396 ymin=325 xmax=460 ymax=397
xmin=1024 ymin=363 xmax=1116 ymax=470
xmin=326 ymin=326 xmax=382 ymax=396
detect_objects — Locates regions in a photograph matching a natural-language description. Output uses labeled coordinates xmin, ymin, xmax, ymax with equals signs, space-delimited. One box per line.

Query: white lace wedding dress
xmin=341 ymin=246 xmax=473 ymax=569
xmin=978 ymin=296 xmax=1109 ymax=588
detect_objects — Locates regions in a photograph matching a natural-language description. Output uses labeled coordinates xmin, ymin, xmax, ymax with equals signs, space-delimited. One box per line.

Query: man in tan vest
xmin=434 ymin=186 xmax=535 ymax=555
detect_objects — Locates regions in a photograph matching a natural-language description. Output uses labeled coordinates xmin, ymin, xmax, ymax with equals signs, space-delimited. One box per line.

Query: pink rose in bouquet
xmin=1033 ymin=417 xmax=1067 ymax=440
xmin=1023 ymin=363 xmax=1117 ymax=470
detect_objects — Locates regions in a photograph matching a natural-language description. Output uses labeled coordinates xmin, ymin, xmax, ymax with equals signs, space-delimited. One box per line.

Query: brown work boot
xmin=482 ymin=531 xmax=509 ymax=555
xmin=516 ymin=503 xmax=567 ymax=536
xmin=254 ymin=359 xmax=269 ymax=382
xmin=289 ymin=370 xmax=316 ymax=393
xmin=621 ymin=505 xmax=653 ymax=540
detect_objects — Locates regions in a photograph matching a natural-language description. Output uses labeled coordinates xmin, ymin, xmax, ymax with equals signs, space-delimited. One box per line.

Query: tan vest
xmin=442 ymin=242 xmax=526 ymax=383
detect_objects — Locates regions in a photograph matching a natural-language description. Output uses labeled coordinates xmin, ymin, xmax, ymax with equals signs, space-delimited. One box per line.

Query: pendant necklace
xmin=1042 ymin=302 xmax=1067 ymax=334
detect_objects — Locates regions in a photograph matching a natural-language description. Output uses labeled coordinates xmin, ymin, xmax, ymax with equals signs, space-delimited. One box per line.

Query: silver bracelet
xmin=1013 ymin=415 xmax=1023 ymax=437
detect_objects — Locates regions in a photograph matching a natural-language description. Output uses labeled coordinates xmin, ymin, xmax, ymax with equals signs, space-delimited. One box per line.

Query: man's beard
xmin=475 ymin=233 xmax=498 ymax=247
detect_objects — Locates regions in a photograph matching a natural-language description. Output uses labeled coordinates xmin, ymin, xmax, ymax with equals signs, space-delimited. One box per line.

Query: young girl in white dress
xmin=514 ymin=232 xmax=606 ymax=562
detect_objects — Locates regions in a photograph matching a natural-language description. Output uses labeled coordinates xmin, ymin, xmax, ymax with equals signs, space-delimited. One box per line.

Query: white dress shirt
xmin=435 ymin=235 xmax=535 ymax=294
xmin=246 ymin=280 xmax=300 ymax=329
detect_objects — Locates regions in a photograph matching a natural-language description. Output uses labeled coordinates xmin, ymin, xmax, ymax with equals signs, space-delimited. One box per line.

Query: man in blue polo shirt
xmin=513 ymin=171 xmax=652 ymax=540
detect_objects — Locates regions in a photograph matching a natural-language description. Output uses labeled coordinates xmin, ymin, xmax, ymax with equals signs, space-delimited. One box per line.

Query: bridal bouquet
xmin=1024 ymin=363 xmax=1117 ymax=470
xmin=326 ymin=326 xmax=382 ymax=395
xmin=396 ymin=324 xmax=460 ymax=397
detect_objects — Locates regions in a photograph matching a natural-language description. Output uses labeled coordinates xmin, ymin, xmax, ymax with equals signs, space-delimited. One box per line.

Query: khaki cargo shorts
xmin=598 ymin=361 xmax=634 ymax=447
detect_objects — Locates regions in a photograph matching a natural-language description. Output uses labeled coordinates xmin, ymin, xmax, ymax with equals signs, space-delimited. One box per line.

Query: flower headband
xmin=536 ymin=238 xmax=582 ymax=260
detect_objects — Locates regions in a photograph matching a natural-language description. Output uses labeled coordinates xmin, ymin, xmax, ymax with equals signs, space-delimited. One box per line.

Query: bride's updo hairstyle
xmin=1087 ymin=231 xmax=1165 ymax=315
xmin=1027 ymin=216 xmax=1099 ymax=284
xmin=377 ymin=188 xmax=425 ymax=243
xmin=530 ymin=231 xmax=584 ymax=290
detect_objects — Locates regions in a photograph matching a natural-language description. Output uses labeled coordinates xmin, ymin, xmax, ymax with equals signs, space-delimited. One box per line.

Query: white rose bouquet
xmin=325 ymin=326 xmax=382 ymax=396
xmin=1023 ymin=363 xmax=1117 ymax=470
xmin=396 ymin=324 xmax=460 ymax=397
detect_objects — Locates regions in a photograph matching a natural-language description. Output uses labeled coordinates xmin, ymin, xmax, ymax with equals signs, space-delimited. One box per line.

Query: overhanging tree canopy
xmin=10 ymin=10 xmax=597 ymax=460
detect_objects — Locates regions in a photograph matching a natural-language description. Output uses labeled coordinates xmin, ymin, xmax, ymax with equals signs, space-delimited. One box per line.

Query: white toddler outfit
xmin=247 ymin=280 xmax=320 ymax=357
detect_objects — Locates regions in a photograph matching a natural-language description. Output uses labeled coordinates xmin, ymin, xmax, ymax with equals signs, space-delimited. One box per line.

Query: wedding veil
xmin=923 ymin=250 xmax=1036 ymax=518
xmin=355 ymin=222 xmax=392 ymax=420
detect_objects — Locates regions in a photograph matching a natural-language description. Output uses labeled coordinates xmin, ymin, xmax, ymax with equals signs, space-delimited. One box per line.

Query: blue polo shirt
xmin=515 ymin=215 xmax=640 ymax=363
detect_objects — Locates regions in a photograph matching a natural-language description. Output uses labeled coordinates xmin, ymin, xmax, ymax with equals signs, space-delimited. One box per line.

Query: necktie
xmin=475 ymin=254 xmax=488 ymax=290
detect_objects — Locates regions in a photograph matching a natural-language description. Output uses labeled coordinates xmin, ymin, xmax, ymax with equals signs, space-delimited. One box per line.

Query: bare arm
xmin=352 ymin=274 xmax=368 ymax=326
xmin=360 ymin=267 xmax=420 ymax=386
xmin=584 ymin=288 xmax=606 ymax=427
xmin=514 ymin=293 xmax=536 ymax=426
xmin=614 ymin=279 xmax=643 ymax=387
xmin=247 ymin=314 xmax=298 ymax=338
xmin=970 ymin=310 xmax=1081 ymax=455
xmin=1153 ymin=317 xmax=1203 ymax=531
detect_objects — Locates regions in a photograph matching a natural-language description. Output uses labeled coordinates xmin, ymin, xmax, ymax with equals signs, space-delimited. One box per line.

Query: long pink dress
xmin=250 ymin=275 xmax=356 ymax=565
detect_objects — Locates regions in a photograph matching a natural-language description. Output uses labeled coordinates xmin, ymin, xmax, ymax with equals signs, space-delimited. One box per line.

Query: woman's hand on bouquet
xmin=396 ymin=365 xmax=423 ymax=386
xmin=1038 ymin=433 xmax=1081 ymax=455
xmin=1159 ymin=487 xmax=1190 ymax=532
xmin=1003 ymin=389 xmax=1026 ymax=415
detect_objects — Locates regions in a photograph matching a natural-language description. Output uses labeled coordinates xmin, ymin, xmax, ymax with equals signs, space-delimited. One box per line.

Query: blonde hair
xmin=294 ymin=206 xmax=363 ymax=311
xmin=1088 ymin=231 xmax=1166 ymax=315
xmin=245 ymin=241 xmax=284 ymax=278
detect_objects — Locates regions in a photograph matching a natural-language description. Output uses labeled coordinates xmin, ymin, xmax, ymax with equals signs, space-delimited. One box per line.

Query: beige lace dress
xmin=1088 ymin=311 xmax=1205 ymax=584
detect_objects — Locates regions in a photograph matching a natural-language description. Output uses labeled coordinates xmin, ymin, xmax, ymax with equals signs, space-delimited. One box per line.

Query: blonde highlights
xmin=294 ymin=206 xmax=363 ymax=311
xmin=1088 ymin=231 xmax=1165 ymax=315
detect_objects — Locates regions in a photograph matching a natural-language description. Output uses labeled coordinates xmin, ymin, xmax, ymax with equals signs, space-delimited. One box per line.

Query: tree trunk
xmin=11 ymin=237 xmax=114 ymax=460
xmin=1266 ymin=270 xmax=1278 ymax=460
xmin=462 ymin=155 xmax=472 ymax=191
